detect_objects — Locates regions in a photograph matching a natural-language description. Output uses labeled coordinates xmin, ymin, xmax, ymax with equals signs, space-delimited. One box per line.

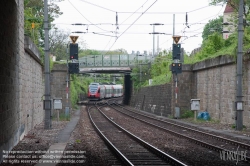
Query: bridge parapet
xmin=79 ymin=54 xmax=152 ymax=68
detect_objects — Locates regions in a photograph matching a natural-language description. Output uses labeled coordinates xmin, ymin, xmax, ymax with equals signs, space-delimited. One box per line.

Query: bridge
xmin=78 ymin=54 xmax=153 ymax=73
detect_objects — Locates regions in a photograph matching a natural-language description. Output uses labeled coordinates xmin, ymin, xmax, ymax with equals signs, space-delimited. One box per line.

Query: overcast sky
xmin=52 ymin=0 xmax=226 ymax=54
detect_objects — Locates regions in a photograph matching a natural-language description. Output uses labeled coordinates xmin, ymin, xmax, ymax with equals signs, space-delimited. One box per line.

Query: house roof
xmin=224 ymin=2 xmax=234 ymax=13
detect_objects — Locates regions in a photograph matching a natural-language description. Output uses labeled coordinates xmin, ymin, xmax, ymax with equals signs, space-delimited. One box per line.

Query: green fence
xmin=79 ymin=54 xmax=152 ymax=68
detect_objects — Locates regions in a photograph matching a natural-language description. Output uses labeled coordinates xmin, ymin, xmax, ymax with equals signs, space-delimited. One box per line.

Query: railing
xmin=79 ymin=54 xmax=152 ymax=68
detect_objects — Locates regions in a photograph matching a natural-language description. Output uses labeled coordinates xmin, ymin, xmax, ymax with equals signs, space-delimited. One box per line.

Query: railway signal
xmin=69 ymin=43 xmax=78 ymax=60
xmin=172 ymin=43 xmax=181 ymax=60
xmin=172 ymin=35 xmax=182 ymax=74
xmin=68 ymin=63 xmax=79 ymax=74
xmin=171 ymin=63 xmax=182 ymax=74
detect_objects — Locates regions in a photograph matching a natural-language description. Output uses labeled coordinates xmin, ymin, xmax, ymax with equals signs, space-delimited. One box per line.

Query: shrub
xmin=180 ymin=110 xmax=194 ymax=119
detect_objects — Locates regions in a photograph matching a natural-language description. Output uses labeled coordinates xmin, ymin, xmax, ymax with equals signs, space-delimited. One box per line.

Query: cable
xmin=160 ymin=4 xmax=224 ymax=46
xmin=119 ymin=11 xmax=185 ymax=14
xmin=118 ymin=0 xmax=158 ymax=39
xmin=68 ymin=0 xmax=111 ymax=32
xmin=103 ymin=0 xmax=158 ymax=55
xmin=79 ymin=0 xmax=116 ymax=12
xmin=92 ymin=32 xmax=117 ymax=37
xmin=53 ymin=22 xmax=208 ymax=26
xmin=101 ymin=37 xmax=113 ymax=53
xmin=120 ymin=0 xmax=149 ymax=25
xmin=187 ymin=5 xmax=210 ymax=13
xmin=117 ymin=5 xmax=214 ymax=14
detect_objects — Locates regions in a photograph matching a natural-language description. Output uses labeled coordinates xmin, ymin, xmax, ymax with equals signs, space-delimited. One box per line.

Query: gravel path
xmin=1 ymin=121 xmax=68 ymax=165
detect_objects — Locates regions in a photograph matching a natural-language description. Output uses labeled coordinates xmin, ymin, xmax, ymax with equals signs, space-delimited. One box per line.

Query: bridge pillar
xmin=123 ymin=75 xmax=132 ymax=105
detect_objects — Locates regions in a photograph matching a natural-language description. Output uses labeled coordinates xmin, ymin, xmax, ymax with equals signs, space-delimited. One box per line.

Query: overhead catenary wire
xmin=160 ymin=4 xmax=225 ymax=46
xmin=79 ymin=0 xmax=116 ymax=12
xmin=53 ymin=22 xmax=208 ymax=26
xmin=68 ymin=0 xmax=111 ymax=32
xmin=103 ymin=0 xmax=158 ymax=55
xmin=120 ymin=0 xmax=149 ymax=25
xmin=100 ymin=0 xmax=150 ymax=55
xmin=62 ymin=0 xmax=226 ymax=53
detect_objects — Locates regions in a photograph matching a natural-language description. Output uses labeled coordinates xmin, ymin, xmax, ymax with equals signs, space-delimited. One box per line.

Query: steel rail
xmin=96 ymin=104 xmax=187 ymax=166
xmin=110 ymin=102 xmax=250 ymax=163
xmin=114 ymin=102 xmax=250 ymax=149
xmin=87 ymin=104 xmax=134 ymax=166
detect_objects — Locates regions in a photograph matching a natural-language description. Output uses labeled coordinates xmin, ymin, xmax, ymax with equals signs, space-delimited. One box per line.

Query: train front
xmin=88 ymin=84 xmax=101 ymax=100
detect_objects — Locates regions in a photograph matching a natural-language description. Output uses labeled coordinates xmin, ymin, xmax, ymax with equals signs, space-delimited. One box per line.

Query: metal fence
xmin=79 ymin=54 xmax=153 ymax=68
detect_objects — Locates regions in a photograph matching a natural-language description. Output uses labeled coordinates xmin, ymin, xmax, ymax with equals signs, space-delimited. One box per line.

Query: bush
xmin=180 ymin=110 xmax=194 ymax=119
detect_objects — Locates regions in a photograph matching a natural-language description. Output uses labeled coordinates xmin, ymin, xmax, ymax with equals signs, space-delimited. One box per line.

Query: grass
xmin=167 ymin=114 xmax=174 ymax=119
xmin=231 ymin=124 xmax=247 ymax=129
xmin=180 ymin=110 xmax=221 ymax=124
xmin=75 ymin=139 xmax=81 ymax=143
xmin=180 ymin=110 xmax=194 ymax=119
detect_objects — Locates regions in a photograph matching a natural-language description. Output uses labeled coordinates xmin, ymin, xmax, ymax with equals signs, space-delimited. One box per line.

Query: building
xmin=223 ymin=2 xmax=235 ymax=39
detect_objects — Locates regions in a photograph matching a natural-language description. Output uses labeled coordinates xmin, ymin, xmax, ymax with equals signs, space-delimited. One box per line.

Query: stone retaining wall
xmin=130 ymin=55 xmax=250 ymax=127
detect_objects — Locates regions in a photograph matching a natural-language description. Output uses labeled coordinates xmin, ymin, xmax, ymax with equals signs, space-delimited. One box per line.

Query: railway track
xmin=87 ymin=103 xmax=187 ymax=166
xmin=108 ymin=100 xmax=250 ymax=164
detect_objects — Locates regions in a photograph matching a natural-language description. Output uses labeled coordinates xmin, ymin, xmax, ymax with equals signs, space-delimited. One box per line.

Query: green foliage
xmin=75 ymin=139 xmax=81 ymax=143
xmin=131 ymin=50 xmax=173 ymax=89
xmin=210 ymin=0 xmax=250 ymax=28
xmin=70 ymin=77 xmax=77 ymax=108
xmin=70 ymin=75 xmax=82 ymax=108
xmin=24 ymin=0 xmax=63 ymax=45
xmin=78 ymin=48 xmax=128 ymax=58
xmin=24 ymin=0 xmax=64 ymax=63
xmin=49 ymin=29 xmax=70 ymax=61
xmin=185 ymin=25 xmax=250 ymax=64
xmin=70 ymin=75 xmax=94 ymax=108
xmin=150 ymin=75 xmax=169 ymax=86
xmin=50 ymin=56 xmax=54 ymax=71
xmin=202 ymin=16 xmax=223 ymax=41
xmin=201 ymin=32 xmax=224 ymax=55
xmin=79 ymin=49 xmax=102 ymax=57
xmin=180 ymin=110 xmax=194 ymax=119
xmin=231 ymin=124 xmax=247 ymax=129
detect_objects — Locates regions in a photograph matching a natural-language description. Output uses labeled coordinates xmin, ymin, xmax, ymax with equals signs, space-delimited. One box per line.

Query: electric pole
xmin=236 ymin=0 xmax=244 ymax=131
xmin=44 ymin=0 xmax=51 ymax=129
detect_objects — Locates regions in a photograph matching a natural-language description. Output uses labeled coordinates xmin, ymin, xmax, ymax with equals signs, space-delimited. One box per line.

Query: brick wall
xmin=21 ymin=36 xmax=44 ymax=137
xmin=130 ymin=84 xmax=172 ymax=117
xmin=130 ymin=55 xmax=250 ymax=127
xmin=195 ymin=64 xmax=236 ymax=124
xmin=51 ymin=64 xmax=69 ymax=116
xmin=193 ymin=56 xmax=238 ymax=125
xmin=0 ymin=1 xmax=21 ymax=162
xmin=0 ymin=0 xmax=44 ymax=162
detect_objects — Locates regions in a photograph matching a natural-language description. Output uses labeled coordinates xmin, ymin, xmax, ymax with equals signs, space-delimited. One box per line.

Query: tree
xmin=103 ymin=48 xmax=128 ymax=55
xmin=202 ymin=16 xmax=223 ymax=41
xmin=49 ymin=29 xmax=70 ymax=61
xmin=210 ymin=0 xmax=250 ymax=27
xmin=24 ymin=0 xmax=64 ymax=47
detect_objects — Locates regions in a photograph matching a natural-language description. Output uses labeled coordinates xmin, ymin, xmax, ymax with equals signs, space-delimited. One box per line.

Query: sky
xmin=52 ymin=0 xmax=226 ymax=55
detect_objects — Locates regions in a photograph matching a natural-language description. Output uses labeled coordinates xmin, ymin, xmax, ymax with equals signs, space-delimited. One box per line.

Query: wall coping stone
xmin=52 ymin=64 xmax=68 ymax=71
xmin=192 ymin=55 xmax=235 ymax=71
xmin=24 ymin=35 xmax=42 ymax=65
xmin=182 ymin=64 xmax=193 ymax=71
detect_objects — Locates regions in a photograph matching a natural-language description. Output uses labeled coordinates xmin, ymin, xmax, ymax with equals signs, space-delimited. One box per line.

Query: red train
xmin=87 ymin=83 xmax=123 ymax=100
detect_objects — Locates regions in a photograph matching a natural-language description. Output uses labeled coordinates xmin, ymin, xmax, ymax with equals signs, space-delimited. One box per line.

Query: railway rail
xmin=87 ymin=102 xmax=187 ymax=166
xmin=108 ymin=100 xmax=250 ymax=164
